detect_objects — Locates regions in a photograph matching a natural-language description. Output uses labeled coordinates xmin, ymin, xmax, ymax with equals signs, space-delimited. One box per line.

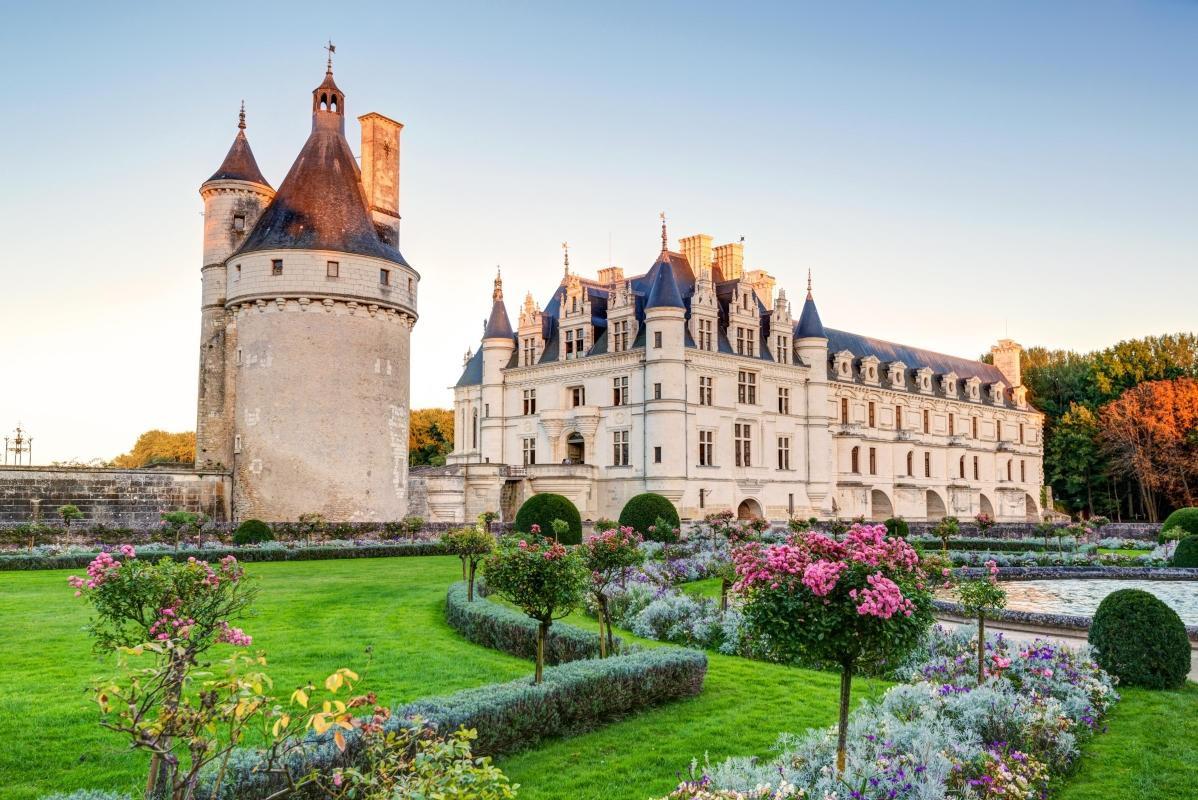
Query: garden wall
xmin=0 ymin=466 xmax=231 ymax=526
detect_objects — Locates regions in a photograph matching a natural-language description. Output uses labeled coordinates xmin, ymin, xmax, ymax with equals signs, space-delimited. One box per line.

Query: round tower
xmin=479 ymin=270 xmax=515 ymax=464
xmin=794 ymin=275 xmax=833 ymax=517
xmin=221 ymin=63 xmax=419 ymax=522
xmin=197 ymin=103 xmax=274 ymax=469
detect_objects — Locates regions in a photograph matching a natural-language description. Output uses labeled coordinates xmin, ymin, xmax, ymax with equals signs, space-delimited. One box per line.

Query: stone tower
xmin=197 ymin=60 xmax=419 ymax=522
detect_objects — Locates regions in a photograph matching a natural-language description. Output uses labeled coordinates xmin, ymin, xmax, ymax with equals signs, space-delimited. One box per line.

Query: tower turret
xmin=479 ymin=271 xmax=515 ymax=463
xmin=794 ymin=273 xmax=833 ymax=516
xmin=642 ymin=253 xmax=687 ymax=490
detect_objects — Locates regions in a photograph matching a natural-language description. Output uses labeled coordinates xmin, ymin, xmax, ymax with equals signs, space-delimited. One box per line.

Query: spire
xmin=806 ymin=268 xmax=813 ymax=297
xmin=312 ymin=43 xmax=345 ymax=133
xmin=562 ymin=241 xmax=570 ymax=276
xmin=483 ymin=267 xmax=514 ymax=339
xmin=795 ymin=275 xmax=826 ymax=339
xmin=645 ymin=260 xmax=685 ymax=309
xmin=659 ymin=211 xmax=668 ymax=253
xmin=204 ymin=102 xmax=271 ymax=187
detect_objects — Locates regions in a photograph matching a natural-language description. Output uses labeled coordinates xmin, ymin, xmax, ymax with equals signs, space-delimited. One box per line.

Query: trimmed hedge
xmin=0 ymin=542 xmax=448 ymax=571
xmin=884 ymin=517 xmax=909 ymax=538
xmin=445 ymin=581 xmax=616 ymax=663
xmin=233 ymin=519 xmax=273 ymax=545
xmin=514 ymin=493 xmax=582 ymax=544
xmin=1172 ymin=535 xmax=1198 ymax=568
xmin=1160 ymin=507 xmax=1198 ymax=543
xmin=911 ymin=536 xmax=1075 ymax=554
xmin=1089 ymin=588 xmax=1191 ymax=690
xmin=197 ymin=616 xmax=705 ymax=800
xmin=619 ymin=493 xmax=680 ymax=540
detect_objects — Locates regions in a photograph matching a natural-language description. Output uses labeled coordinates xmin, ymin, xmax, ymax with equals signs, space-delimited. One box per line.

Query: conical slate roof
xmin=235 ymin=122 xmax=409 ymax=266
xmin=483 ymin=298 xmax=514 ymax=339
xmin=206 ymin=129 xmax=271 ymax=187
xmin=795 ymin=291 xmax=826 ymax=338
xmin=645 ymin=257 xmax=685 ymax=309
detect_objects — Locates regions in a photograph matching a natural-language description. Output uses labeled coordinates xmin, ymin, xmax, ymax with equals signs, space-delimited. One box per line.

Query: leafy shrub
xmin=620 ymin=493 xmax=680 ymax=539
xmin=883 ymin=517 xmax=908 ymax=538
xmin=1089 ymin=588 xmax=1190 ymax=690
xmin=514 ymin=493 xmax=582 ymax=544
xmin=200 ymin=648 xmax=707 ymax=800
xmin=232 ymin=519 xmax=273 ymax=545
xmin=445 ymin=581 xmax=612 ymax=662
xmin=1161 ymin=508 xmax=1198 ymax=543
xmin=1172 ymin=535 xmax=1198 ymax=568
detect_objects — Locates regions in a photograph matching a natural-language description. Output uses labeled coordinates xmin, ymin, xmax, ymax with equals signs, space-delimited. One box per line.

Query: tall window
xmin=972 ymin=416 xmax=978 ymax=439
xmin=653 ymin=382 xmax=662 ymax=400
xmin=612 ymin=376 xmax=629 ymax=406
xmin=737 ymin=371 xmax=757 ymax=404
xmin=564 ymin=328 xmax=585 ymax=359
xmin=697 ymin=318 xmax=714 ymax=351
xmin=777 ymin=386 xmax=790 ymax=414
xmin=522 ymin=337 xmax=538 ymax=366
xmin=1020 ymin=459 xmax=1026 ymax=482
xmin=997 ymin=420 xmax=1004 ymax=441
xmin=271 ymin=259 xmax=283 ymax=275
xmin=948 ymin=414 xmax=955 ymax=436
xmin=868 ymin=402 xmax=876 ymax=427
xmin=734 ymin=423 xmax=753 ymax=467
xmin=924 ymin=451 xmax=931 ymax=478
xmin=570 ymin=385 xmax=586 ymax=407
xmin=960 ymin=455 xmax=966 ymax=479
xmin=611 ymin=320 xmax=629 ymax=352
xmin=841 ymin=397 xmax=850 ymax=424
xmin=379 ymin=268 xmax=391 ymax=286
xmin=973 ymin=456 xmax=979 ymax=480
xmin=471 ymin=409 xmax=478 ymax=449
xmin=522 ymin=389 xmax=536 ymax=415
xmin=653 ymin=446 xmax=662 ymax=463
xmin=612 ymin=430 xmax=630 ymax=466
xmin=868 ymin=447 xmax=877 ymax=475
xmin=922 ymin=409 xmax=930 ymax=433
xmin=1007 ymin=460 xmax=1013 ymax=481
xmin=775 ymin=335 xmax=789 ymax=364
xmin=777 ymin=436 xmax=791 ymax=470
xmin=1019 ymin=423 xmax=1025 ymax=444
xmin=699 ymin=430 xmax=714 ymax=466
xmin=851 ymin=446 xmax=860 ymax=473
xmin=699 ymin=376 xmax=714 ymax=406
xmin=522 ymin=437 xmax=536 ymax=465
xmin=736 ymin=327 xmax=755 ymax=357
xmin=653 ymin=330 xmax=663 ymax=349
xmin=895 ymin=405 xmax=903 ymax=430
xmin=906 ymin=451 xmax=914 ymax=476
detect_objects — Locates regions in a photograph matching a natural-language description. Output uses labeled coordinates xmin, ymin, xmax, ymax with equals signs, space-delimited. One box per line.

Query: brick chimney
xmin=358 ymin=112 xmax=403 ymax=247
xmin=679 ymin=234 xmax=713 ymax=277
xmin=990 ymin=339 xmax=1023 ymax=387
xmin=597 ymin=266 xmax=624 ymax=285
xmin=744 ymin=269 xmax=776 ymax=311
xmin=713 ymin=241 xmax=744 ymax=281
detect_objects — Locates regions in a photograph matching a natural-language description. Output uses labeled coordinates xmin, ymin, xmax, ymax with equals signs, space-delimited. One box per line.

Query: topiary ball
xmin=233 ymin=519 xmax=274 ymax=546
xmin=1088 ymin=588 xmax=1190 ymax=690
xmin=514 ymin=493 xmax=581 ymax=545
xmin=619 ymin=493 xmax=680 ymax=540
xmin=884 ymin=517 xmax=909 ymax=538
xmin=1171 ymin=535 xmax=1198 ymax=568
xmin=1160 ymin=507 xmax=1198 ymax=543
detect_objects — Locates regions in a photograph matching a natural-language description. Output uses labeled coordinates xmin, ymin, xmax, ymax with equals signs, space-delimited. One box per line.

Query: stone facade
xmin=435 ymin=233 xmax=1045 ymax=525
xmin=0 ymin=467 xmax=230 ymax=527
xmin=195 ymin=64 xmax=418 ymax=522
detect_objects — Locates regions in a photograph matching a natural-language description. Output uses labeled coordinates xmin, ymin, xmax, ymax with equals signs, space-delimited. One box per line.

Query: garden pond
xmin=1002 ymin=579 xmax=1198 ymax=625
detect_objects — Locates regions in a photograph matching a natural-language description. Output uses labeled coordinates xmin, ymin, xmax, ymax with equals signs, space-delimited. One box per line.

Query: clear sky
xmin=1 ymin=1 xmax=1195 ymax=464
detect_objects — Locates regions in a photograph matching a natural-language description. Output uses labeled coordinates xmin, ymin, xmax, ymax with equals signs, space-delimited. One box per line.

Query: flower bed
xmin=955 ymin=565 xmax=1198 ymax=581
xmin=910 ymin=535 xmax=1080 ymax=553
xmin=661 ymin=627 xmax=1118 ymax=800
xmin=948 ymin=548 xmax=1169 ymax=568
xmin=0 ymin=540 xmax=450 ymax=571
xmin=445 ymin=580 xmax=618 ymax=663
xmin=932 ymin=598 xmax=1198 ymax=643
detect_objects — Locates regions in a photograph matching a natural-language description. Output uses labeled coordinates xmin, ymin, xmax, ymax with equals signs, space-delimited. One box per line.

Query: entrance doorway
xmin=737 ymin=498 xmax=763 ymax=520
xmin=565 ymin=433 xmax=585 ymax=464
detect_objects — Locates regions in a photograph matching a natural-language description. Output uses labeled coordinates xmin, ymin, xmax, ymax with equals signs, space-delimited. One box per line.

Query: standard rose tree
xmin=442 ymin=521 xmax=495 ymax=600
xmin=481 ymin=536 xmax=587 ymax=683
xmin=956 ymin=559 xmax=1008 ymax=684
xmin=733 ymin=523 xmax=933 ymax=774
xmin=581 ymin=526 xmax=644 ymax=657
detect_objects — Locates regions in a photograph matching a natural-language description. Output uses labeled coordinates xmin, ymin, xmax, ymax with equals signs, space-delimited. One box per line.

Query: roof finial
xmin=659 ymin=211 xmax=668 ymax=253
xmin=806 ymin=268 xmax=813 ymax=296
xmin=238 ymin=100 xmax=246 ymax=131
xmin=493 ymin=267 xmax=503 ymax=301
xmin=325 ymin=39 xmax=336 ymax=73
xmin=562 ymin=241 xmax=570 ymax=275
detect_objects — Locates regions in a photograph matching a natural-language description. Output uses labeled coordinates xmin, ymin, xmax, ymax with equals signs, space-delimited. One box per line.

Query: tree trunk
xmin=461 ymin=556 xmax=468 ymax=580
xmin=596 ymin=598 xmax=607 ymax=659
xmin=535 ymin=620 xmax=549 ymax=683
xmin=977 ymin=614 xmax=986 ymax=685
xmin=836 ymin=662 xmax=853 ymax=775
xmin=467 ymin=561 xmax=477 ymax=602
xmin=147 ymin=656 xmax=187 ymax=799
xmin=720 ymin=579 xmax=729 ymax=612
xmin=602 ymin=595 xmax=616 ymax=655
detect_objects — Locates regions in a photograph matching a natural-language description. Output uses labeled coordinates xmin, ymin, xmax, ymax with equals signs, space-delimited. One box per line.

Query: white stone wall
xmin=226 ymin=249 xmax=418 ymax=313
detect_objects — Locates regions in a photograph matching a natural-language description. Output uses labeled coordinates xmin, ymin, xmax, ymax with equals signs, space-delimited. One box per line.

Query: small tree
xmin=442 ymin=521 xmax=495 ymax=600
xmin=581 ymin=526 xmax=643 ymax=657
xmin=974 ymin=512 xmax=995 ymax=535
xmin=733 ymin=523 xmax=932 ymax=774
xmin=296 ymin=512 xmax=327 ymax=546
xmin=482 ymin=537 xmax=587 ymax=683
xmin=59 ymin=504 xmax=84 ymax=528
xmin=403 ymin=515 xmax=425 ymax=540
xmin=933 ymin=515 xmax=960 ymax=552
xmin=1035 ymin=518 xmax=1058 ymax=552
xmin=14 ymin=520 xmax=52 ymax=553
xmin=956 ymin=560 xmax=1007 ymax=685
xmin=161 ymin=510 xmax=204 ymax=551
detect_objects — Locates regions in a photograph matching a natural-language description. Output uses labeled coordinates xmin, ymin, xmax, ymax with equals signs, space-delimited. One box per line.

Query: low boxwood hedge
xmin=198 ymin=643 xmax=706 ymax=800
xmin=910 ymin=536 xmax=1074 ymax=554
xmin=0 ymin=542 xmax=448 ymax=571
xmin=445 ymin=581 xmax=615 ymax=663
xmin=1171 ymin=535 xmax=1198 ymax=568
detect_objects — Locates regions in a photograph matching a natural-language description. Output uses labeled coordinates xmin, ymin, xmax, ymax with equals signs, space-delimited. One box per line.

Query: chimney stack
xmin=679 ymin=234 xmax=713 ymax=278
xmin=990 ymin=339 xmax=1023 ymax=387
xmin=597 ymin=266 xmax=625 ymax=285
xmin=713 ymin=241 xmax=744 ymax=281
xmin=358 ymin=112 xmax=403 ymax=247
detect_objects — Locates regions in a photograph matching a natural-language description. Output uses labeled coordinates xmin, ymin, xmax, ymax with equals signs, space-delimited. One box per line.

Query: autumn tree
xmin=409 ymin=408 xmax=454 ymax=467
xmin=1099 ymin=378 xmax=1198 ymax=520
xmin=112 ymin=430 xmax=196 ymax=468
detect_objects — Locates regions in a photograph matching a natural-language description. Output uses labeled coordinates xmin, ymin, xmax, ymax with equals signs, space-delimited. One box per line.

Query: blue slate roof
xmin=483 ymin=299 xmax=514 ymax=339
xmin=644 ymin=257 xmax=685 ymax=308
xmin=795 ymin=292 xmax=826 ymax=338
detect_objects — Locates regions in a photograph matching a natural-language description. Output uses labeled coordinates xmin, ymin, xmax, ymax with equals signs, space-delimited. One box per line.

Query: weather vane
xmin=562 ymin=241 xmax=570 ymax=275
xmin=659 ymin=211 xmax=668 ymax=252
xmin=325 ymin=40 xmax=336 ymax=71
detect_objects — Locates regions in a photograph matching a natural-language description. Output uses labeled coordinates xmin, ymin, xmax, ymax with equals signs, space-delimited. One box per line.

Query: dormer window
xmin=1013 ymin=386 xmax=1028 ymax=408
xmin=942 ymin=372 xmax=958 ymax=397
xmin=233 ymin=215 xmax=246 ymax=231
xmin=861 ymin=356 xmax=880 ymax=385
xmin=888 ymin=361 xmax=906 ymax=388
xmin=990 ymin=381 xmax=1007 ymax=406
xmin=834 ymin=350 xmax=854 ymax=379
xmin=966 ymin=377 xmax=981 ymax=402
xmin=916 ymin=367 xmax=934 ymax=394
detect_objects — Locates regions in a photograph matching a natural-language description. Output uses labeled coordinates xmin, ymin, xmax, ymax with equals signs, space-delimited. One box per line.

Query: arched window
xmin=851 ymin=446 xmax=860 ymax=474
xmin=471 ymin=409 xmax=479 ymax=449
xmin=906 ymin=451 xmax=913 ymax=476
xmin=320 ymin=92 xmax=329 ymax=110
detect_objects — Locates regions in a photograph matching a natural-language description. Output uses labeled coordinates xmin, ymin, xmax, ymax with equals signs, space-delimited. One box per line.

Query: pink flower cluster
xmin=67 ymin=550 xmax=127 ymax=595
xmin=216 ymin=621 xmax=253 ymax=646
xmin=148 ymin=605 xmax=196 ymax=641
xmin=841 ymin=524 xmax=920 ymax=570
xmin=801 ymin=560 xmax=845 ymax=597
xmin=851 ymin=572 xmax=915 ymax=619
xmin=515 ymin=538 xmax=568 ymax=560
xmin=185 ymin=554 xmax=245 ymax=586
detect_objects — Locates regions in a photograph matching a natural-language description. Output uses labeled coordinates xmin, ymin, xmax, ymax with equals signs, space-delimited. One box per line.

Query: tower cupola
xmin=312 ymin=42 xmax=346 ymax=134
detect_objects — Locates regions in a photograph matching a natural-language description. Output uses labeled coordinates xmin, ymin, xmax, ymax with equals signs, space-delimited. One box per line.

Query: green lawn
xmin=1097 ymin=547 xmax=1153 ymax=557
xmin=2 ymin=556 xmax=1195 ymax=800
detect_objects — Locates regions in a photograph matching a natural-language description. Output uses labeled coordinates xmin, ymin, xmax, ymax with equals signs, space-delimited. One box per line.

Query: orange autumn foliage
xmin=112 ymin=430 xmax=197 ymax=468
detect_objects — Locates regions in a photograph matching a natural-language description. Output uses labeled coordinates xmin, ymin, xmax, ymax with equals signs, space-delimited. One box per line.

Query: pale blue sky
xmin=2 ymin=1 xmax=1195 ymax=463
